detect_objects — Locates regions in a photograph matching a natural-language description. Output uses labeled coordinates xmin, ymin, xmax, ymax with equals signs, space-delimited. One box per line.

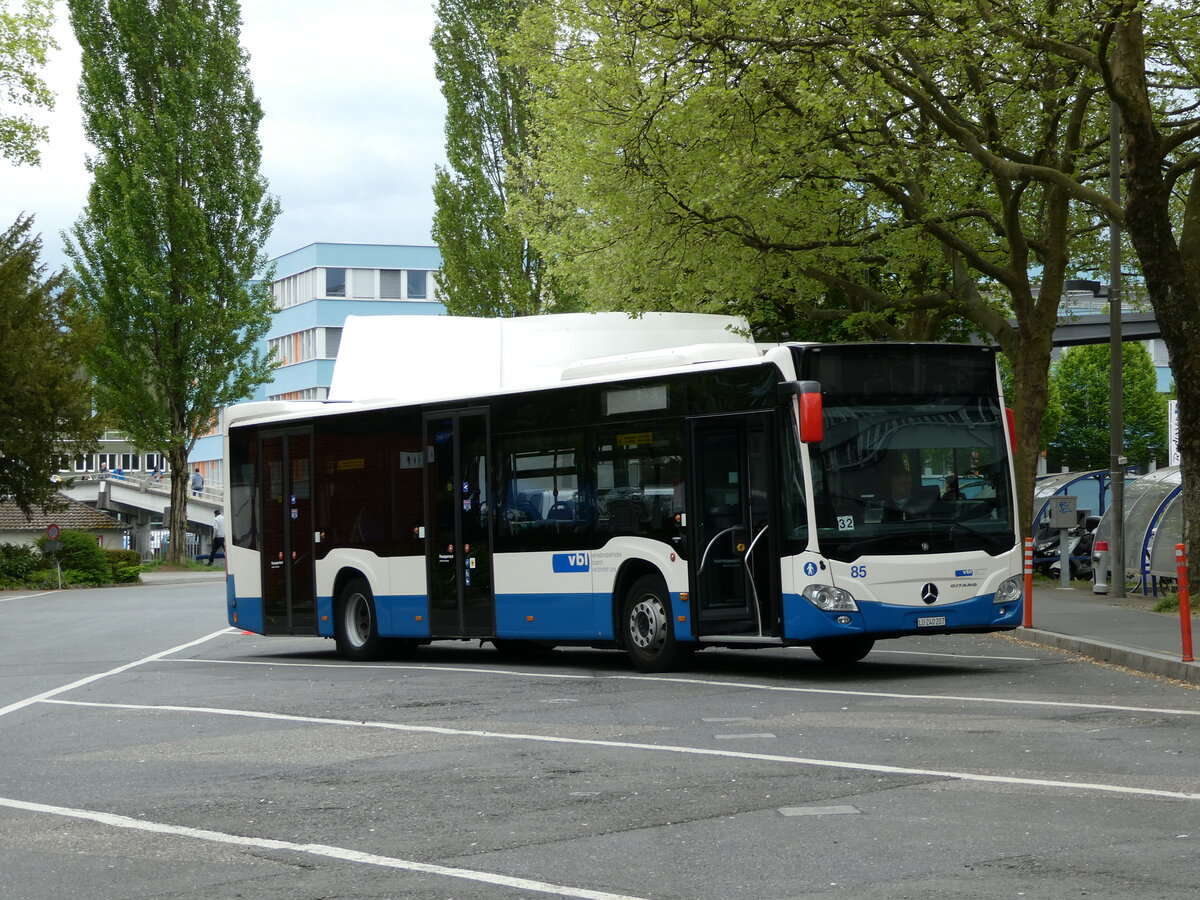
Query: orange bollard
xmin=1023 ymin=536 xmax=1034 ymax=628
xmin=1175 ymin=544 xmax=1194 ymax=663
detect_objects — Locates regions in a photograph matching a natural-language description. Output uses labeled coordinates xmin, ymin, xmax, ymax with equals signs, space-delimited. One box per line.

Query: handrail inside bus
xmin=743 ymin=524 xmax=770 ymax=636
xmin=697 ymin=525 xmax=748 ymax=575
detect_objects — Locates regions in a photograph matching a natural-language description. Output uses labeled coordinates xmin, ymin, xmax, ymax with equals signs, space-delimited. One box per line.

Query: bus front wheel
xmin=809 ymin=636 xmax=875 ymax=665
xmin=336 ymin=577 xmax=383 ymax=661
xmin=622 ymin=575 xmax=683 ymax=673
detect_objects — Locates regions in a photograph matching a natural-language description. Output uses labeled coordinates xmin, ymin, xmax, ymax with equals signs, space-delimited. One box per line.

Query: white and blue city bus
xmin=224 ymin=317 xmax=1022 ymax=672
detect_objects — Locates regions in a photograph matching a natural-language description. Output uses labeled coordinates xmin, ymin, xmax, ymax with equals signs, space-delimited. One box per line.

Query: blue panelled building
xmin=190 ymin=243 xmax=446 ymax=484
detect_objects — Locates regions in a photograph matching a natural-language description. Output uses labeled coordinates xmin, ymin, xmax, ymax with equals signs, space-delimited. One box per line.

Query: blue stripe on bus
xmin=227 ymin=575 xmax=265 ymax=634
xmin=782 ymin=591 xmax=1022 ymax=640
xmin=376 ymin=595 xmax=431 ymax=638
xmin=493 ymin=592 xmax=692 ymax=641
xmin=317 ymin=595 xmax=334 ymax=637
xmin=313 ymin=595 xmax=431 ymax=639
xmin=495 ymin=593 xmax=613 ymax=639
xmin=670 ymin=593 xmax=693 ymax=641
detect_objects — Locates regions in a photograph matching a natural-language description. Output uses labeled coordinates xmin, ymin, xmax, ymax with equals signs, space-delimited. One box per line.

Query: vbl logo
xmin=552 ymin=552 xmax=591 ymax=573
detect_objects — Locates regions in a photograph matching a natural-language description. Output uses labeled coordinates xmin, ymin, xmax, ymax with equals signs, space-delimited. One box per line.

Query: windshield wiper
xmin=910 ymin=517 xmax=1011 ymax=551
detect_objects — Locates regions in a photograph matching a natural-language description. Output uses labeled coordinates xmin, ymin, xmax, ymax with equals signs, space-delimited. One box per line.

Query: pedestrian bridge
xmin=62 ymin=474 xmax=224 ymax=560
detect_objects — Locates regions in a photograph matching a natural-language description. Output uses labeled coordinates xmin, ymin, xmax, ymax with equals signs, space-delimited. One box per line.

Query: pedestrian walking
xmin=191 ymin=467 xmax=204 ymax=497
xmin=209 ymin=510 xmax=225 ymax=565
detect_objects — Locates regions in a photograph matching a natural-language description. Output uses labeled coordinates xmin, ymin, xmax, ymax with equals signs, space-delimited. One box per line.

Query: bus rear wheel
xmin=623 ymin=574 xmax=683 ymax=673
xmin=809 ymin=636 xmax=875 ymax=665
xmin=335 ymin=577 xmax=383 ymax=661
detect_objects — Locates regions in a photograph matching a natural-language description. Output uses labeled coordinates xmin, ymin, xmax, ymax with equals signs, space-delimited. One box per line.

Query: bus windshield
xmin=809 ymin=396 xmax=1015 ymax=563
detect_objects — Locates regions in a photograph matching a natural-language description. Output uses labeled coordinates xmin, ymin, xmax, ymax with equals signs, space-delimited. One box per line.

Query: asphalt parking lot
xmin=2 ymin=576 xmax=1199 ymax=899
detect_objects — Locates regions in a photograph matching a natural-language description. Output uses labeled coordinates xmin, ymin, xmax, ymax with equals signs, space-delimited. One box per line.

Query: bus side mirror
xmin=781 ymin=381 xmax=824 ymax=443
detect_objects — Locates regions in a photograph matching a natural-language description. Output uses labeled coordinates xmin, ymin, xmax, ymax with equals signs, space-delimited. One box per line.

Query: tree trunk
xmin=167 ymin=444 xmax=190 ymax=566
xmin=1112 ymin=9 xmax=1200 ymax=590
xmin=1007 ymin=330 xmax=1056 ymax=539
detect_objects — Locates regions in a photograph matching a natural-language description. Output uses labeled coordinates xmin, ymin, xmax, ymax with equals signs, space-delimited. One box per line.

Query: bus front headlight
xmin=803 ymin=584 xmax=859 ymax=612
xmin=994 ymin=576 xmax=1022 ymax=605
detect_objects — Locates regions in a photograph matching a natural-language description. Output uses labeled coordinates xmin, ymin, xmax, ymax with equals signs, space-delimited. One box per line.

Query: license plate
xmin=917 ymin=616 xmax=947 ymax=627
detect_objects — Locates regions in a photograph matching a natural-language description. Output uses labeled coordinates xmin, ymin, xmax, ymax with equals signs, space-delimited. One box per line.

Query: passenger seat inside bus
xmin=511 ymin=493 xmax=543 ymax=521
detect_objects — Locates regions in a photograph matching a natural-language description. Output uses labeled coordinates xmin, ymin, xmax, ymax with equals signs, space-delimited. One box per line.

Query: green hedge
xmin=105 ymin=548 xmax=142 ymax=583
xmin=3 ymin=530 xmax=147 ymax=587
xmin=0 ymin=543 xmax=45 ymax=589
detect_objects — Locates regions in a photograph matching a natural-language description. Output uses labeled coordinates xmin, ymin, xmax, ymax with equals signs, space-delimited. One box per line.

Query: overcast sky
xmin=0 ymin=1 xmax=447 ymax=272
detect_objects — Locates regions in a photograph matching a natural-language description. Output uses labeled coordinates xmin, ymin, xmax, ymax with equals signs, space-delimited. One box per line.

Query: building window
xmin=324 ymin=327 xmax=342 ymax=358
xmin=273 ymin=269 xmax=317 ymax=309
xmin=121 ymin=453 xmax=141 ymax=471
xmin=380 ymin=269 xmax=403 ymax=299
xmin=351 ymin=268 xmax=375 ymax=299
xmin=269 ymin=328 xmax=341 ymax=367
xmin=407 ymin=270 xmax=427 ymax=299
xmin=325 ymin=267 xmax=346 ymax=297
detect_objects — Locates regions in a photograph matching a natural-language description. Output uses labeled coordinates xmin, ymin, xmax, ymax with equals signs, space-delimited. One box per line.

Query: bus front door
xmin=260 ymin=430 xmax=316 ymax=634
xmin=689 ymin=413 xmax=778 ymax=637
xmin=425 ymin=410 xmax=494 ymax=637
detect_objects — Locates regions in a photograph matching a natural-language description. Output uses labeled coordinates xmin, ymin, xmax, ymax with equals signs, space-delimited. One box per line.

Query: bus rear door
xmin=260 ymin=429 xmax=316 ymax=634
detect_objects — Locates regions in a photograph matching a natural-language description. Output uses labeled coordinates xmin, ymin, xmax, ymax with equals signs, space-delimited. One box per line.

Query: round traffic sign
xmin=46 ymin=523 xmax=60 ymax=540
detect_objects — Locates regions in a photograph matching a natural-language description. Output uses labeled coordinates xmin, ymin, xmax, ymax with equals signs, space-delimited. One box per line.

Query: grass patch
xmin=140 ymin=557 xmax=215 ymax=572
xmin=1151 ymin=593 xmax=1200 ymax=615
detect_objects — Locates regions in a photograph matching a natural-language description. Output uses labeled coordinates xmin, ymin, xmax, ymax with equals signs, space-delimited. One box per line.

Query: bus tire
xmin=335 ymin=577 xmax=383 ymax=661
xmin=809 ymin=636 xmax=875 ymax=665
xmin=622 ymin=574 xmax=682 ymax=673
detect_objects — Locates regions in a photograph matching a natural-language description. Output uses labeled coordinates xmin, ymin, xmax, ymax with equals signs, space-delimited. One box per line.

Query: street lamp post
xmin=1109 ymin=100 xmax=1125 ymax=599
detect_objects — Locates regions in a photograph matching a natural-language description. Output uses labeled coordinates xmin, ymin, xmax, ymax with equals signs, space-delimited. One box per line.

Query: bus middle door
xmin=424 ymin=410 xmax=494 ymax=638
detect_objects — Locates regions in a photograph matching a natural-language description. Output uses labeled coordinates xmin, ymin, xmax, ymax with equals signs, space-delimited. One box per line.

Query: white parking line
xmin=868 ymin=648 xmax=1039 ymax=661
xmin=0 ymin=590 xmax=59 ymax=603
xmin=0 ymin=629 xmax=233 ymax=719
xmin=0 ymin=796 xmax=648 ymax=900
xmin=166 ymin=657 xmax=1200 ymax=718
xmin=43 ymin=698 xmax=1200 ymax=802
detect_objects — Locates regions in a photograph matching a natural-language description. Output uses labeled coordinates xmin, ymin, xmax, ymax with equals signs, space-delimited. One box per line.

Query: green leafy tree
xmin=0 ymin=0 xmax=56 ymax=165
xmin=0 ymin=215 xmax=99 ymax=514
xmin=432 ymin=0 xmax=578 ymax=316
xmin=942 ymin=0 xmax=1200 ymax=588
xmin=1046 ymin=342 xmax=1167 ymax=473
xmin=66 ymin=0 xmax=279 ymax=564
xmin=511 ymin=0 xmax=1115 ymax=530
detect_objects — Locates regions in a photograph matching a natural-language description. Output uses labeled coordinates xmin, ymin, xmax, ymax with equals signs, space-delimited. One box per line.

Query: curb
xmin=140 ymin=571 xmax=227 ymax=586
xmin=1019 ymin=627 xmax=1200 ymax=685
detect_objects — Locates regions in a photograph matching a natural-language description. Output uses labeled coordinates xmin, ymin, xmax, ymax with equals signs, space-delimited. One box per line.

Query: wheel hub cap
xmin=629 ymin=597 xmax=666 ymax=651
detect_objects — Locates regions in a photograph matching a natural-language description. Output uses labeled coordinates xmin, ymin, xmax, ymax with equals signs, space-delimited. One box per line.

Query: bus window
xmin=779 ymin=414 xmax=808 ymax=546
xmin=496 ymin=430 xmax=584 ymax=551
xmin=595 ymin=425 xmax=684 ymax=540
xmin=229 ymin=428 xmax=257 ymax=550
xmin=315 ymin=422 xmax=390 ymax=554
